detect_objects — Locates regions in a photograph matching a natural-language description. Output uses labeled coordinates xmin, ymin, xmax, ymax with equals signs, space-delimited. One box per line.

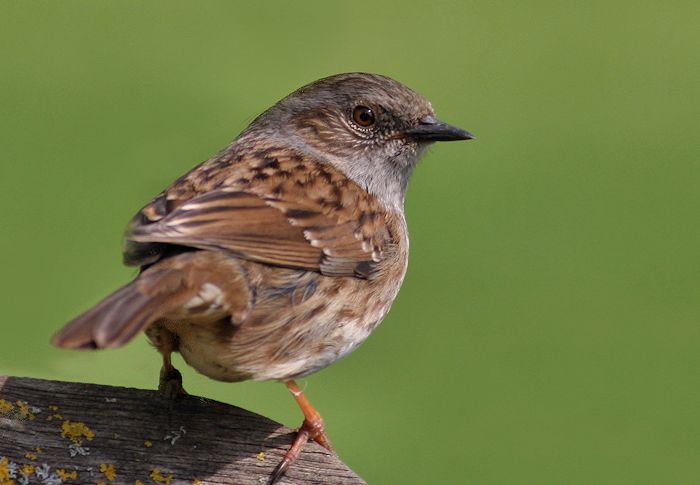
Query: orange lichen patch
xmin=61 ymin=420 xmax=95 ymax=444
xmin=135 ymin=481 xmax=145 ymax=485
xmin=15 ymin=401 xmax=36 ymax=420
xmin=256 ymin=451 xmax=265 ymax=461
xmin=19 ymin=464 xmax=35 ymax=476
xmin=0 ymin=400 xmax=14 ymax=414
xmin=23 ymin=452 xmax=37 ymax=461
xmin=149 ymin=468 xmax=173 ymax=484
xmin=99 ymin=463 xmax=117 ymax=481
xmin=56 ymin=468 xmax=78 ymax=481
xmin=0 ymin=457 xmax=12 ymax=481
xmin=144 ymin=440 xmax=153 ymax=448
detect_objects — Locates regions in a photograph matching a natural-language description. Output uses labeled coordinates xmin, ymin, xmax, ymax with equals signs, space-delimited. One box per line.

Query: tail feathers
xmin=51 ymin=279 xmax=192 ymax=350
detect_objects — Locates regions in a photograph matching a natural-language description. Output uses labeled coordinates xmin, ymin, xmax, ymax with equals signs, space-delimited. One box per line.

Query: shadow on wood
xmin=0 ymin=376 xmax=365 ymax=484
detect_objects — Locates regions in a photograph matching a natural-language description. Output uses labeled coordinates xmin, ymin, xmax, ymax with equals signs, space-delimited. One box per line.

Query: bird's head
xmin=241 ymin=73 xmax=474 ymax=210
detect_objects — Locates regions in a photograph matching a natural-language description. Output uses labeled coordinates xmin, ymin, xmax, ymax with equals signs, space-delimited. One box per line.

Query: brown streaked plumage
xmin=51 ymin=72 xmax=473 ymax=483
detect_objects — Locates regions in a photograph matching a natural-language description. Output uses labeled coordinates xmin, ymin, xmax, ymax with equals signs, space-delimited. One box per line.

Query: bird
xmin=51 ymin=72 xmax=473 ymax=482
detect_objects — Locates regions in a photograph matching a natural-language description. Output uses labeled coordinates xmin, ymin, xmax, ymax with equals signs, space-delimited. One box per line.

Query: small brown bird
xmin=51 ymin=73 xmax=473 ymax=482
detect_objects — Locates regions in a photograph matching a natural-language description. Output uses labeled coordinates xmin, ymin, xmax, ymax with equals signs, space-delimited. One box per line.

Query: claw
xmin=267 ymin=428 xmax=309 ymax=484
xmin=267 ymin=461 xmax=288 ymax=485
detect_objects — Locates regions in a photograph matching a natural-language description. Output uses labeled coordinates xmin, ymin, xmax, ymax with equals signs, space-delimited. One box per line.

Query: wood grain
xmin=0 ymin=376 xmax=365 ymax=485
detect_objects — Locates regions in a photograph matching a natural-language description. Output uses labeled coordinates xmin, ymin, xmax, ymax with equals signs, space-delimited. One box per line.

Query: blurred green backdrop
xmin=1 ymin=1 xmax=699 ymax=483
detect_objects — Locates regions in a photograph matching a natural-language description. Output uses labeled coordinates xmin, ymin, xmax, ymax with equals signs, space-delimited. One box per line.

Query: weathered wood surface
xmin=0 ymin=376 xmax=365 ymax=485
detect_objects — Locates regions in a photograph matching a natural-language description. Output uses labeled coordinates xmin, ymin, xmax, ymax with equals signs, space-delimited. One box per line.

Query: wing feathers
xmin=123 ymin=155 xmax=395 ymax=277
xmin=53 ymin=251 xmax=253 ymax=349
xmin=51 ymin=280 xmax=194 ymax=349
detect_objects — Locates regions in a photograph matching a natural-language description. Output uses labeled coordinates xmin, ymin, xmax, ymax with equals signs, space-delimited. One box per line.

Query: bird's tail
xmin=51 ymin=266 xmax=196 ymax=350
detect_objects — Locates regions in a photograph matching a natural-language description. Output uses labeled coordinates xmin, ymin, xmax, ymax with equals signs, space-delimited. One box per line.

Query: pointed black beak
xmin=405 ymin=116 xmax=475 ymax=142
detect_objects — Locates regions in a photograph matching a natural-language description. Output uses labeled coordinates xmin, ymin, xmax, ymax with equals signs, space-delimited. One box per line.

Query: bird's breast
xmin=167 ymin=253 xmax=407 ymax=383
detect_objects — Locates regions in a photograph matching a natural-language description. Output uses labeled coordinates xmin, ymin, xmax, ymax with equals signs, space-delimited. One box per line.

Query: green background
xmin=1 ymin=1 xmax=698 ymax=483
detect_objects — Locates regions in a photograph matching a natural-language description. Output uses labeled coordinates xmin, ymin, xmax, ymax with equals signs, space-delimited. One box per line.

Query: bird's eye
xmin=352 ymin=106 xmax=375 ymax=127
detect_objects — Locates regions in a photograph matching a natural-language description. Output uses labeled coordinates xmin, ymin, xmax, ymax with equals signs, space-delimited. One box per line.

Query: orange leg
xmin=268 ymin=380 xmax=333 ymax=484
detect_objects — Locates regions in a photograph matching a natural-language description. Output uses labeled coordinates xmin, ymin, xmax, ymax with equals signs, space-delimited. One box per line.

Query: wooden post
xmin=0 ymin=376 xmax=365 ymax=484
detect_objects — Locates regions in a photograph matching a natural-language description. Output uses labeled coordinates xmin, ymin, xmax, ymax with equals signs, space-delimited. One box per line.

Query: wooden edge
xmin=0 ymin=376 xmax=365 ymax=485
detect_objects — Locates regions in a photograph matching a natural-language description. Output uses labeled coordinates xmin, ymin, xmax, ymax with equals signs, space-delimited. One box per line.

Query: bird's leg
xmin=269 ymin=380 xmax=333 ymax=483
xmin=287 ymin=379 xmax=333 ymax=449
xmin=146 ymin=325 xmax=188 ymax=400
xmin=158 ymin=351 xmax=188 ymax=400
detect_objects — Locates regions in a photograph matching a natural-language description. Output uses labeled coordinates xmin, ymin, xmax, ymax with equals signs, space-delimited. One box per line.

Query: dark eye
xmin=352 ymin=106 xmax=375 ymax=127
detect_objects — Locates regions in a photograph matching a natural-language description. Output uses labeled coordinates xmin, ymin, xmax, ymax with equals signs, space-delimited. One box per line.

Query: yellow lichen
xmin=20 ymin=464 xmax=35 ymax=476
xmin=49 ymin=405 xmax=59 ymax=411
xmin=23 ymin=452 xmax=37 ymax=461
xmin=135 ymin=481 xmax=145 ymax=485
xmin=61 ymin=420 xmax=95 ymax=444
xmin=99 ymin=463 xmax=117 ymax=481
xmin=56 ymin=468 xmax=78 ymax=481
xmin=192 ymin=480 xmax=204 ymax=485
xmin=0 ymin=457 xmax=12 ymax=480
xmin=256 ymin=451 xmax=265 ymax=461
xmin=0 ymin=400 xmax=14 ymax=414
xmin=0 ymin=457 xmax=13 ymax=485
xmin=144 ymin=440 xmax=153 ymax=448
xmin=15 ymin=401 xmax=36 ymax=420
xmin=149 ymin=468 xmax=173 ymax=484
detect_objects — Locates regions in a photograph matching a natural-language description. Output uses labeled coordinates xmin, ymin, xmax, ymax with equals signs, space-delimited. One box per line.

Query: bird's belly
xmin=167 ymin=274 xmax=399 ymax=382
xmin=173 ymin=310 xmax=382 ymax=383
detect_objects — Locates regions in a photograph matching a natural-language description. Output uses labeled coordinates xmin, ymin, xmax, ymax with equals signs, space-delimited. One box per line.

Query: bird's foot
xmin=158 ymin=365 xmax=188 ymax=401
xmin=268 ymin=380 xmax=334 ymax=484
xmin=268 ymin=416 xmax=333 ymax=484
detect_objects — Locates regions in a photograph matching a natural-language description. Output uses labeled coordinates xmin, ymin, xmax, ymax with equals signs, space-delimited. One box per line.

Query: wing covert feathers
xmin=123 ymin=152 xmax=396 ymax=278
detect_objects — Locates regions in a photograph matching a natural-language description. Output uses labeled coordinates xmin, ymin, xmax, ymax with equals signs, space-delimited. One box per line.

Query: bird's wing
xmin=123 ymin=151 xmax=395 ymax=278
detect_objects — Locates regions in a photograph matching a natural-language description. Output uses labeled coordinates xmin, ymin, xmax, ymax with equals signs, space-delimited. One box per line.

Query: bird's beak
xmin=404 ymin=116 xmax=475 ymax=142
